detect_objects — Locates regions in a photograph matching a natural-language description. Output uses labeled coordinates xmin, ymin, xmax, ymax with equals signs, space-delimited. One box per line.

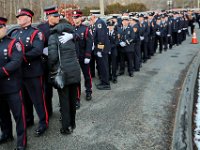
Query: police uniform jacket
xmin=74 ymin=24 xmax=93 ymax=60
xmin=139 ymin=21 xmax=149 ymax=42
xmin=108 ymin=29 xmax=118 ymax=56
xmin=0 ymin=37 xmax=23 ymax=94
xmin=11 ymin=25 xmax=44 ymax=78
xmin=48 ymin=19 xmax=81 ymax=85
xmin=119 ymin=25 xmax=135 ymax=53
xmin=93 ymin=18 xmax=111 ymax=53
xmin=132 ymin=23 xmax=141 ymax=42
xmin=171 ymin=18 xmax=180 ymax=32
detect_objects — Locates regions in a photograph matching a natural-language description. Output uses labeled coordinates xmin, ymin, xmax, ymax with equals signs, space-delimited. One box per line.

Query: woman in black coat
xmin=48 ymin=19 xmax=81 ymax=134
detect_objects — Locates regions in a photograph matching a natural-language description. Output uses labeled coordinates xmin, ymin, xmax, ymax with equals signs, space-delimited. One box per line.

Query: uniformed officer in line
xmin=155 ymin=16 xmax=164 ymax=53
xmin=89 ymin=10 xmax=111 ymax=90
xmin=139 ymin=14 xmax=149 ymax=63
xmin=129 ymin=16 xmax=141 ymax=72
xmin=183 ymin=14 xmax=189 ymax=41
xmin=107 ymin=19 xmax=118 ymax=83
xmin=161 ymin=14 xmax=168 ymax=51
xmin=11 ymin=8 xmax=48 ymax=136
xmin=71 ymin=10 xmax=93 ymax=102
xmin=0 ymin=17 xmax=27 ymax=150
xmin=118 ymin=16 xmax=135 ymax=77
xmin=165 ymin=13 xmax=173 ymax=49
xmin=171 ymin=12 xmax=180 ymax=46
xmin=37 ymin=6 xmax=60 ymax=117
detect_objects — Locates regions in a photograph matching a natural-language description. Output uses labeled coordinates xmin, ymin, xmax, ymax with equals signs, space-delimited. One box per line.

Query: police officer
xmin=0 ymin=17 xmax=26 ymax=150
xmin=107 ymin=19 xmax=118 ymax=83
xmin=139 ymin=14 xmax=149 ymax=63
xmin=155 ymin=16 xmax=164 ymax=53
xmin=148 ymin=12 xmax=156 ymax=56
xmin=171 ymin=12 xmax=180 ymax=46
xmin=11 ymin=8 xmax=48 ymax=136
xmin=89 ymin=10 xmax=111 ymax=90
xmin=118 ymin=16 xmax=135 ymax=77
xmin=161 ymin=14 xmax=168 ymax=51
xmin=71 ymin=10 xmax=93 ymax=101
xmin=37 ymin=6 xmax=60 ymax=117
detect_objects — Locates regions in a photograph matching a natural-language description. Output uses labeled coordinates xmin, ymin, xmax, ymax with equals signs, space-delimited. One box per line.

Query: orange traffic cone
xmin=191 ymin=31 xmax=198 ymax=44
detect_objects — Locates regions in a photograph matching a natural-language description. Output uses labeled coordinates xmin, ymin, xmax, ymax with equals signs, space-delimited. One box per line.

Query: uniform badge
xmin=38 ymin=32 xmax=43 ymax=41
xmin=97 ymin=24 xmax=102 ymax=28
xmin=81 ymin=32 xmax=84 ymax=37
xmin=15 ymin=42 xmax=22 ymax=52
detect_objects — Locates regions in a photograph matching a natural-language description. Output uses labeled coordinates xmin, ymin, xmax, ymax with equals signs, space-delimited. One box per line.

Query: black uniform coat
xmin=0 ymin=37 xmax=23 ymax=94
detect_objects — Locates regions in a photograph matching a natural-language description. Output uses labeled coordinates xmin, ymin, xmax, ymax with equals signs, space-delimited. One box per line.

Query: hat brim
xmin=16 ymin=14 xmax=32 ymax=18
xmin=48 ymin=13 xmax=60 ymax=17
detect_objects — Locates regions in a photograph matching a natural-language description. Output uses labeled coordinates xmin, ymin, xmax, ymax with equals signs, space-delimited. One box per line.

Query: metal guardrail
xmin=171 ymin=50 xmax=200 ymax=150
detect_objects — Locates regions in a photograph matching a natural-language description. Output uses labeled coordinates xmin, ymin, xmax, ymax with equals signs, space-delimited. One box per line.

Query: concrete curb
xmin=171 ymin=50 xmax=200 ymax=150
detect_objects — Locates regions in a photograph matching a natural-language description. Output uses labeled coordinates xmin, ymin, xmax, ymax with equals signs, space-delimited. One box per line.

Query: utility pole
xmin=99 ymin=0 xmax=104 ymax=16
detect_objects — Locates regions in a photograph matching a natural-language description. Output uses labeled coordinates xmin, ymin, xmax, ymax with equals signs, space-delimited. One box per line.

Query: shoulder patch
xmin=97 ymin=24 xmax=102 ymax=28
xmin=15 ymin=42 xmax=22 ymax=52
xmin=38 ymin=32 xmax=43 ymax=41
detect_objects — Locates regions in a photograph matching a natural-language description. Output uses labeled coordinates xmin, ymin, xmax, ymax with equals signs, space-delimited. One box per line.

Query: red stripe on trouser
xmin=19 ymin=90 xmax=27 ymax=146
xmin=77 ymin=87 xmax=80 ymax=99
xmin=40 ymin=76 xmax=49 ymax=126
xmin=88 ymin=66 xmax=92 ymax=90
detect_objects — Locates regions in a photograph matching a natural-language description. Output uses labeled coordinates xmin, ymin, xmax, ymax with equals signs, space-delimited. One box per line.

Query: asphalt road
xmin=1 ymin=32 xmax=200 ymax=150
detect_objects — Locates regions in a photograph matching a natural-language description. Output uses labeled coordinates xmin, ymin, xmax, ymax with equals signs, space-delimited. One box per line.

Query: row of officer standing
xmin=0 ymin=6 xmax=192 ymax=150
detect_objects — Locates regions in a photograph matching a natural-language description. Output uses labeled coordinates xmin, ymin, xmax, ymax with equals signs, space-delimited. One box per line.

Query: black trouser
xmin=133 ymin=42 xmax=141 ymax=71
xmin=168 ymin=35 xmax=173 ymax=49
xmin=89 ymin=51 xmax=96 ymax=77
xmin=119 ymin=51 xmax=134 ymax=74
xmin=172 ymin=32 xmax=178 ymax=46
xmin=95 ymin=52 xmax=110 ymax=85
xmin=155 ymin=36 xmax=163 ymax=53
xmin=23 ymin=77 xmax=48 ymax=128
xmin=140 ymin=40 xmax=148 ymax=62
xmin=43 ymin=66 xmax=53 ymax=116
xmin=0 ymin=92 xmax=26 ymax=147
xmin=148 ymin=36 xmax=155 ymax=56
xmin=108 ymin=48 xmax=117 ymax=80
xmin=79 ymin=60 xmax=92 ymax=94
xmin=57 ymin=83 xmax=78 ymax=129
xmin=163 ymin=35 xmax=168 ymax=50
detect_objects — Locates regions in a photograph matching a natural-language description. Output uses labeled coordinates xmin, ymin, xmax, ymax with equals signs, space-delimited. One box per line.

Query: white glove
xmin=119 ymin=41 xmax=126 ymax=47
xmin=167 ymin=34 xmax=171 ymax=37
xmin=156 ymin=31 xmax=161 ymax=36
xmin=59 ymin=32 xmax=73 ymax=44
xmin=84 ymin=58 xmax=90 ymax=64
xmin=178 ymin=30 xmax=181 ymax=33
xmin=43 ymin=47 xmax=48 ymax=56
xmin=97 ymin=52 xmax=102 ymax=58
xmin=92 ymin=43 xmax=95 ymax=51
xmin=108 ymin=51 xmax=111 ymax=54
xmin=140 ymin=36 xmax=144 ymax=40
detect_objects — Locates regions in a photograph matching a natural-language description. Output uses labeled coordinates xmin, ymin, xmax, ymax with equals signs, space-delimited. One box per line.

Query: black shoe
xmin=60 ymin=127 xmax=73 ymax=135
xmin=76 ymin=101 xmax=80 ymax=109
xmin=135 ymin=69 xmax=140 ymax=72
xmin=86 ymin=93 xmax=92 ymax=101
xmin=112 ymin=78 xmax=117 ymax=84
xmin=96 ymin=84 xmax=111 ymax=90
xmin=59 ymin=116 xmax=62 ymax=121
xmin=14 ymin=146 xmax=26 ymax=150
xmin=0 ymin=134 xmax=14 ymax=144
xmin=26 ymin=120 xmax=34 ymax=128
xmin=34 ymin=126 xmax=47 ymax=137
xmin=129 ymin=73 xmax=134 ymax=77
xmin=117 ymin=72 xmax=124 ymax=76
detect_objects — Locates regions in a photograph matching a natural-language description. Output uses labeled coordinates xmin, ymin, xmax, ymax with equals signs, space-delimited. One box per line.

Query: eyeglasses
xmin=0 ymin=25 xmax=5 ymax=29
